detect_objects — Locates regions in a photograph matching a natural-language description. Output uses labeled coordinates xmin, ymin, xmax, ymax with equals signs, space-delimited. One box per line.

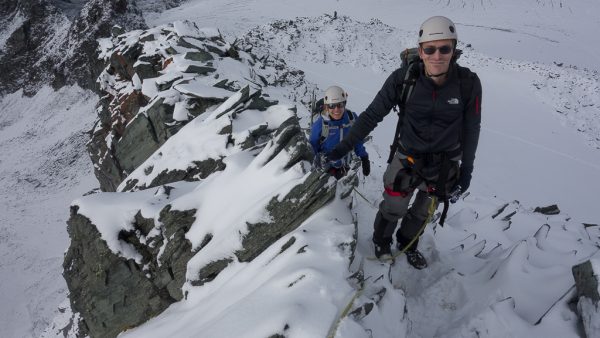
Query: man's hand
xmin=448 ymin=185 xmax=462 ymax=203
xmin=361 ymin=156 xmax=370 ymax=176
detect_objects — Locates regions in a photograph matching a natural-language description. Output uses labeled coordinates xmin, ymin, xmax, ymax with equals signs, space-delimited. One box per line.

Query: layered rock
xmin=87 ymin=20 xmax=306 ymax=191
xmin=64 ymin=99 xmax=343 ymax=337
xmin=62 ymin=19 xmax=357 ymax=338
xmin=572 ymin=260 xmax=600 ymax=337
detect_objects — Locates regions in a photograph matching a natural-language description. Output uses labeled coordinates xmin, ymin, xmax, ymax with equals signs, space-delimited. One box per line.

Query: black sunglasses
xmin=422 ymin=45 xmax=453 ymax=55
xmin=327 ymin=102 xmax=345 ymax=109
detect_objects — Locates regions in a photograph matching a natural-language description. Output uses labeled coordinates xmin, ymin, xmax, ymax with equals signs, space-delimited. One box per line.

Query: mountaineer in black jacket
xmin=328 ymin=16 xmax=482 ymax=268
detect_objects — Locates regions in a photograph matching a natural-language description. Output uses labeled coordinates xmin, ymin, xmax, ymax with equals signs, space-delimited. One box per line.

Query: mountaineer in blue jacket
xmin=310 ymin=85 xmax=370 ymax=179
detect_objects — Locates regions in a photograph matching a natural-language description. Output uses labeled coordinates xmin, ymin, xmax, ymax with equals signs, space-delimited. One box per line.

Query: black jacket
xmin=333 ymin=62 xmax=482 ymax=190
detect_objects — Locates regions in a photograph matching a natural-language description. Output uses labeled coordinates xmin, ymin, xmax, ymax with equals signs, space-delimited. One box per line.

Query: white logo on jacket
xmin=447 ymin=98 xmax=460 ymax=104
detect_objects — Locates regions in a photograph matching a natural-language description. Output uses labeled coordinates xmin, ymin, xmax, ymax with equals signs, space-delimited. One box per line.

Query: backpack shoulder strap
xmin=347 ymin=110 xmax=356 ymax=124
xmin=456 ymin=65 xmax=475 ymax=108
xmin=455 ymin=65 xmax=477 ymax=150
xmin=320 ymin=110 xmax=356 ymax=145
xmin=387 ymin=63 xmax=419 ymax=163
xmin=320 ymin=115 xmax=329 ymax=144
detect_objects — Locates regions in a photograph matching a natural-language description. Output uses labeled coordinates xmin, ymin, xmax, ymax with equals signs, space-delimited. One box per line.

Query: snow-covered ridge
xmin=89 ymin=20 xmax=308 ymax=192
xmin=459 ymin=50 xmax=600 ymax=149
xmin=5 ymin=2 xmax=598 ymax=336
xmin=241 ymin=14 xmax=407 ymax=76
xmin=240 ymin=14 xmax=600 ymax=149
xmin=56 ymin=19 xmax=363 ymax=338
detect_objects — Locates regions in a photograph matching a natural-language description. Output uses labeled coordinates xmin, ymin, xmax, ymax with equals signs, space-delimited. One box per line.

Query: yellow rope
xmin=352 ymin=187 xmax=377 ymax=208
xmin=326 ymin=287 xmax=365 ymax=338
xmin=327 ymin=195 xmax=438 ymax=337
xmin=391 ymin=195 xmax=438 ymax=258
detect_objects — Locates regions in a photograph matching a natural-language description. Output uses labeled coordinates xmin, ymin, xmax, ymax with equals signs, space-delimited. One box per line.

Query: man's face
xmin=327 ymin=102 xmax=345 ymax=120
xmin=418 ymin=39 xmax=454 ymax=76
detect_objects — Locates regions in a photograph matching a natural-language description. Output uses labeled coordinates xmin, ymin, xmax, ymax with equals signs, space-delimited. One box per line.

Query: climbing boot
xmin=404 ymin=248 xmax=427 ymax=270
xmin=396 ymin=233 xmax=427 ymax=269
xmin=373 ymin=240 xmax=392 ymax=260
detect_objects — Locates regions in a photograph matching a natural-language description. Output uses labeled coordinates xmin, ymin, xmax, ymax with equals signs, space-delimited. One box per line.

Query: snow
xmin=173 ymin=80 xmax=233 ymax=99
xmin=0 ymin=11 xmax=25 ymax=51
xmin=119 ymin=200 xmax=356 ymax=338
xmin=2 ymin=0 xmax=600 ymax=337
xmin=0 ymin=86 xmax=97 ymax=338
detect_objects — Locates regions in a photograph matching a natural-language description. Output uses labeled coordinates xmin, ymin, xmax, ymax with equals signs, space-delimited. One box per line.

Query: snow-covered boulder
xmin=88 ymin=20 xmax=305 ymax=191
xmin=64 ymin=93 xmax=347 ymax=336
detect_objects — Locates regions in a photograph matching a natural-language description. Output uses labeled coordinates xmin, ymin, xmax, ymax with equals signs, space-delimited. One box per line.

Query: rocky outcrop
xmin=87 ymin=21 xmax=305 ymax=191
xmin=63 ymin=206 xmax=187 ymax=338
xmin=64 ymin=107 xmax=341 ymax=337
xmin=62 ymin=20 xmax=348 ymax=337
xmin=572 ymin=260 xmax=600 ymax=337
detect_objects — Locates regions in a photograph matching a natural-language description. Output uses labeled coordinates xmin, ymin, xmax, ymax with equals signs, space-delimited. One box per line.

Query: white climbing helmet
xmin=324 ymin=85 xmax=347 ymax=105
xmin=418 ymin=16 xmax=458 ymax=44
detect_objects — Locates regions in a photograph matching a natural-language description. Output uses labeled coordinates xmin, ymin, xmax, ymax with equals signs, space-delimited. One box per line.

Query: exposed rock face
xmin=0 ymin=0 xmax=68 ymax=96
xmin=572 ymin=260 xmax=600 ymax=337
xmin=0 ymin=0 xmax=146 ymax=96
xmin=63 ymin=20 xmax=345 ymax=338
xmin=64 ymin=107 xmax=340 ymax=337
xmin=63 ymin=206 xmax=187 ymax=338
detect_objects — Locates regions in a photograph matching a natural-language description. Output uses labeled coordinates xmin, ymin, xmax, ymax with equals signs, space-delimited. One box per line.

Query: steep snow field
xmin=0 ymin=86 xmax=97 ymax=337
xmin=1 ymin=0 xmax=599 ymax=337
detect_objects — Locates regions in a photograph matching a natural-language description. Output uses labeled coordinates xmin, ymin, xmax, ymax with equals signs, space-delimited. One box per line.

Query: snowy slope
xmin=0 ymin=86 xmax=98 ymax=338
xmin=232 ymin=12 xmax=599 ymax=337
xmin=1 ymin=0 xmax=600 ymax=337
xmin=147 ymin=0 xmax=600 ymax=72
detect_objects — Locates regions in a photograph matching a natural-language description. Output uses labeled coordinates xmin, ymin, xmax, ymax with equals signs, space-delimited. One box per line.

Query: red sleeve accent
xmin=475 ymin=95 xmax=480 ymax=115
xmin=384 ymin=187 xmax=409 ymax=197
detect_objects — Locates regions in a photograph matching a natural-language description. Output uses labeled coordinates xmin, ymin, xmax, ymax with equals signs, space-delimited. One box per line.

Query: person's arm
xmin=458 ymin=74 xmax=482 ymax=192
xmin=309 ymin=118 xmax=323 ymax=156
xmin=351 ymin=112 xmax=369 ymax=158
xmin=329 ymin=68 xmax=405 ymax=160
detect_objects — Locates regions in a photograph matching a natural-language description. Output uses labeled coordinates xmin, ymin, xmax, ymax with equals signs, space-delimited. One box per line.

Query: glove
xmin=361 ymin=156 xmax=370 ymax=176
xmin=326 ymin=145 xmax=348 ymax=163
xmin=457 ymin=167 xmax=472 ymax=193
xmin=448 ymin=184 xmax=462 ymax=203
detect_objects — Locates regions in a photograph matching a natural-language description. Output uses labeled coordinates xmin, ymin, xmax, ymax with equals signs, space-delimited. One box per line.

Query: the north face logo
xmin=447 ymin=98 xmax=459 ymax=104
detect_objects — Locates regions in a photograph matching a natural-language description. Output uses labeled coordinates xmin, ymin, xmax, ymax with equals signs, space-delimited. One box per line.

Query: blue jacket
xmin=310 ymin=110 xmax=368 ymax=168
